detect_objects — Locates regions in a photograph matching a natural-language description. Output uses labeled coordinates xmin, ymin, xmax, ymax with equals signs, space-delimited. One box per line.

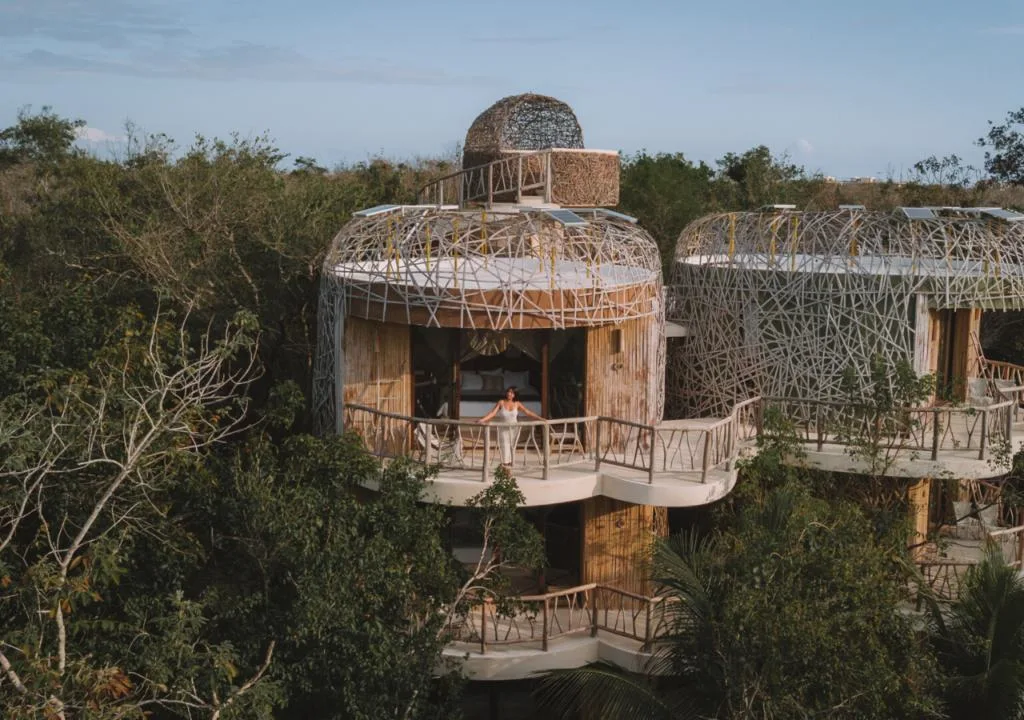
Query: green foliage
xmin=927 ymin=549 xmax=1024 ymax=719
xmin=0 ymin=105 xmax=85 ymax=168
xmin=541 ymin=476 xmax=941 ymax=720
xmin=979 ymin=107 xmax=1024 ymax=186
xmin=713 ymin=145 xmax=807 ymax=209
xmin=837 ymin=355 xmax=935 ymax=478
xmin=618 ymin=152 xmax=713 ymax=278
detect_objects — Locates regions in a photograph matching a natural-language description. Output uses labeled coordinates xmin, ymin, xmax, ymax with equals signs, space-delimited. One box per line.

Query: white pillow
xmin=505 ymin=370 xmax=530 ymax=388
xmin=479 ymin=368 xmax=503 ymax=376
xmin=461 ymin=372 xmax=483 ymax=391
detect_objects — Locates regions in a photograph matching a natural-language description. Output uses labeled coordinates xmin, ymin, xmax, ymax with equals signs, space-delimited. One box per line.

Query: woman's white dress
xmin=495 ymin=404 xmax=519 ymax=465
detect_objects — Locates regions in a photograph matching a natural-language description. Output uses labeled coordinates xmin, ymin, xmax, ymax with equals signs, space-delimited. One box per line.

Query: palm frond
xmin=535 ymin=662 xmax=693 ymax=720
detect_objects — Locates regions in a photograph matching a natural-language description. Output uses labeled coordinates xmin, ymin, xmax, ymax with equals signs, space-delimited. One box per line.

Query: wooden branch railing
xmin=344 ymin=398 xmax=760 ymax=484
xmin=762 ymin=396 xmax=1015 ymax=463
xmin=594 ymin=397 xmax=761 ymax=483
xmin=418 ymin=149 xmax=553 ymax=207
xmin=447 ymin=583 xmax=674 ymax=654
xmin=916 ymin=526 xmax=1024 ymax=604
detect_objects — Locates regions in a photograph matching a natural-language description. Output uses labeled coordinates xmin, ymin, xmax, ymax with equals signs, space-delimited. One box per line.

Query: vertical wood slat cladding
xmin=581 ymin=496 xmax=667 ymax=597
xmin=344 ymin=317 xmax=412 ymax=453
xmin=583 ymin=317 xmax=665 ymax=598
xmin=584 ymin=315 xmax=657 ymax=425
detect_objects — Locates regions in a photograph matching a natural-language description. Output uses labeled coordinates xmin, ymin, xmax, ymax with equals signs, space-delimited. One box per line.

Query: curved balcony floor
xmin=361 ymin=462 xmax=738 ymax=508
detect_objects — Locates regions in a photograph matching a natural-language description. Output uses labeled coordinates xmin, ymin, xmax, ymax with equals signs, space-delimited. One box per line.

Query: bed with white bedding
xmin=458 ymin=369 xmax=542 ymax=417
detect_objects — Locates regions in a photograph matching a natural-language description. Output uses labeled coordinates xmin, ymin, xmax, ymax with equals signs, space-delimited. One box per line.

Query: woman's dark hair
xmin=504 ymin=386 xmax=518 ymax=400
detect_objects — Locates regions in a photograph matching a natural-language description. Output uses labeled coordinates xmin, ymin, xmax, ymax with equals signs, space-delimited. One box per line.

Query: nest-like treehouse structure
xmin=669 ymin=209 xmax=1024 ymax=416
xmin=460 ymin=93 xmax=619 ymax=207
xmin=313 ymin=206 xmax=662 ymax=431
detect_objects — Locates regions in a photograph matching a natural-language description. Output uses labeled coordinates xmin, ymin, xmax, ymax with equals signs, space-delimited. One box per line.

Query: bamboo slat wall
xmin=583 ymin=316 xmax=667 ymax=596
xmin=582 ymin=496 xmax=668 ymax=597
xmin=908 ymin=477 xmax=931 ymax=559
xmin=343 ymin=317 xmax=412 ymax=452
xmin=584 ymin=315 xmax=659 ymax=426
xmin=927 ymin=308 xmax=982 ymax=400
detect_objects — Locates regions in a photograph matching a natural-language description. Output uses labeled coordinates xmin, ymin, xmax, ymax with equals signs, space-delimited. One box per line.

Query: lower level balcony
xmin=442 ymin=583 xmax=671 ymax=681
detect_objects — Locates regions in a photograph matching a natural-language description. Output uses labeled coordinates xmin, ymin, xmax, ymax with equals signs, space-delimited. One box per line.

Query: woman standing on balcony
xmin=477 ymin=387 xmax=544 ymax=469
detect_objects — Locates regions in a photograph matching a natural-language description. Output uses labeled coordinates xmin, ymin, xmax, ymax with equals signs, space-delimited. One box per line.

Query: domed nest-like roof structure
xmin=669 ymin=207 xmax=1024 ymax=415
xmin=463 ymin=93 xmax=584 ymax=167
xmin=323 ymin=205 xmax=661 ymax=331
xmin=457 ymin=93 xmax=618 ymax=207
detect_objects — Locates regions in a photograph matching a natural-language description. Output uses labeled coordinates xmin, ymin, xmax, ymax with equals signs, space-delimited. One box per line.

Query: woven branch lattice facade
xmin=463 ymin=93 xmax=584 ymax=168
xmin=313 ymin=206 xmax=664 ymax=433
xmin=669 ymin=210 xmax=1024 ymax=417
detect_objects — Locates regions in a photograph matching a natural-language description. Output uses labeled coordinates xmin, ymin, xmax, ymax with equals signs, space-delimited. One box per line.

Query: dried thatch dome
xmin=462 ymin=93 xmax=584 ymax=169
xmin=458 ymin=93 xmax=618 ymax=207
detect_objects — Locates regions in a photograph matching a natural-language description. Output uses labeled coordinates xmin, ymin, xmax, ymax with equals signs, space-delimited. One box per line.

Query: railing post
xmin=487 ymin=163 xmax=493 ymax=207
xmin=438 ymin=182 xmax=444 ymax=206
xmin=423 ymin=421 xmax=432 ymax=465
xmin=1008 ymin=403 xmax=1015 ymax=445
xmin=932 ymin=411 xmax=941 ymax=461
xmin=480 ymin=600 xmax=487 ymax=655
xmin=643 ymin=601 xmax=653 ymax=651
xmin=544 ymin=153 xmax=553 ymax=204
xmin=979 ymin=408 xmax=988 ymax=461
xmin=701 ymin=429 xmax=711 ymax=483
xmin=516 ymin=156 xmax=523 ymax=203
xmin=590 ymin=589 xmax=599 ymax=637
xmin=816 ymin=404 xmax=824 ymax=451
xmin=648 ymin=426 xmax=656 ymax=484
xmin=482 ymin=425 xmax=490 ymax=482
xmin=542 ymin=423 xmax=550 ymax=481
xmin=542 ymin=597 xmax=549 ymax=651
xmin=594 ymin=420 xmax=602 ymax=472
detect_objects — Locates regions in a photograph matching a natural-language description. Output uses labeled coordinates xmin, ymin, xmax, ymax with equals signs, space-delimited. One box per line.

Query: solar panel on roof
xmin=354 ymin=204 xmax=401 ymax=217
xmin=760 ymin=204 xmax=796 ymax=211
xmin=981 ymin=208 xmax=1024 ymax=222
xmin=593 ymin=208 xmax=638 ymax=223
xmin=839 ymin=204 xmax=866 ymax=210
xmin=899 ymin=207 xmax=936 ymax=220
xmin=545 ymin=209 xmax=588 ymax=227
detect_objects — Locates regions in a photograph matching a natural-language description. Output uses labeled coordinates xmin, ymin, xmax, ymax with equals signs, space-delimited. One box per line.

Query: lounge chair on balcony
xmin=415 ymin=423 xmax=465 ymax=467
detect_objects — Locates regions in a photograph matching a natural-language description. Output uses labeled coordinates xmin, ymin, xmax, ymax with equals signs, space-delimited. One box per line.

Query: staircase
xmin=418 ymin=149 xmax=555 ymax=208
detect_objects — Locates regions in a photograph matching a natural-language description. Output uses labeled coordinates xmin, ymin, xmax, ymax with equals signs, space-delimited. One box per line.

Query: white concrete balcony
xmin=344 ymin=399 xmax=759 ymax=508
xmin=442 ymin=583 xmax=671 ymax=681
xmin=763 ymin=395 xmax=1024 ymax=480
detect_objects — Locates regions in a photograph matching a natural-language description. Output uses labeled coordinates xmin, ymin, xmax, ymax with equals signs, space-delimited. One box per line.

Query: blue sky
xmin=1 ymin=0 xmax=1022 ymax=178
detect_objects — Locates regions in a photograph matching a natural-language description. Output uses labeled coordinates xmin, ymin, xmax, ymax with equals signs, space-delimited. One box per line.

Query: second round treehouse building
xmin=315 ymin=95 xmax=684 ymax=602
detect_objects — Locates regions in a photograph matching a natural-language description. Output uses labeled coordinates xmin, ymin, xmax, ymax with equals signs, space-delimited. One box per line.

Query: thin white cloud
xmin=75 ymin=125 xmax=124 ymax=143
xmin=795 ymin=138 xmax=814 ymax=154
xmin=0 ymin=0 xmax=189 ymax=48
xmin=0 ymin=45 xmax=498 ymax=87
xmin=981 ymin=25 xmax=1024 ymax=35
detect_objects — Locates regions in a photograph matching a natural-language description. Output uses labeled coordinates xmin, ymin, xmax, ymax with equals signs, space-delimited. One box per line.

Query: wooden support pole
xmin=701 ymin=429 xmax=711 ymax=483
xmin=480 ymin=601 xmax=487 ymax=655
xmin=542 ymin=597 xmax=549 ymax=651
xmin=594 ymin=421 xmax=602 ymax=471
xmin=932 ymin=413 xmax=941 ymax=461
xmin=648 ymin=427 xmax=656 ymax=484
xmin=979 ymin=408 xmax=988 ymax=460
xmin=543 ymin=424 xmax=551 ymax=481
xmin=482 ymin=425 xmax=490 ymax=482
xmin=424 ymin=422 xmax=432 ymax=466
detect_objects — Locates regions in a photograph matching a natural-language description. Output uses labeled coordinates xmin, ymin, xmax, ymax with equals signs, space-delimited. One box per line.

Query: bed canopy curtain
xmin=460 ymin=330 xmax=542 ymax=363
